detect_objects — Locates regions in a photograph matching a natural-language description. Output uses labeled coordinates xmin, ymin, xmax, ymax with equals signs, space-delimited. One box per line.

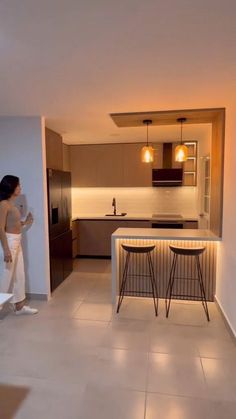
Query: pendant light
xmin=175 ymin=117 xmax=188 ymax=162
xmin=141 ymin=119 xmax=154 ymax=163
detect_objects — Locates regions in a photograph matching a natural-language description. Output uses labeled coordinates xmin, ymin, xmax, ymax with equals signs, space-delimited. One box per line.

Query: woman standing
xmin=0 ymin=175 xmax=38 ymax=315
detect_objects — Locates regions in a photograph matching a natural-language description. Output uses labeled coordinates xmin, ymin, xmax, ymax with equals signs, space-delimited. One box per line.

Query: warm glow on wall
xmin=175 ymin=117 xmax=188 ymax=162
xmin=141 ymin=119 xmax=154 ymax=163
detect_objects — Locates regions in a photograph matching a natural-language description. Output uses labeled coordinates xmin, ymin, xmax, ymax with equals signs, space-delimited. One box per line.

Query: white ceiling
xmin=0 ymin=0 xmax=235 ymax=144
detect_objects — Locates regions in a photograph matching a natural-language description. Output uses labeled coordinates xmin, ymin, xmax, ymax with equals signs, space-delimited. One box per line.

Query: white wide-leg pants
xmin=0 ymin=233 xmax=26 ymax=304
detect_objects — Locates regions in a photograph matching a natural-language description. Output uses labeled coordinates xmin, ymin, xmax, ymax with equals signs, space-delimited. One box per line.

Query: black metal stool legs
xmin=195 ymin=255 xmax=210 ymax=321
xmin=116 ymin=252 xmax=130 ymax=313
xmin=147 ymin=252 xmax=158 ymax=316
xmin=165 ymin=253 xmax=178 ymax=318
xmin=165 ymin=248 xmax=210 ymax=322
xmin=116 ymin=248 xmax=158 ymax=316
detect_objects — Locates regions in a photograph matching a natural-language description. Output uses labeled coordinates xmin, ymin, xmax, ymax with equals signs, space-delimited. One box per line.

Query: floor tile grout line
xmin=144 ymin=347 xmax=151 ymax=419
xmin=199 ymin=356 xmax=208 ymax=388
xmin=144 ymin=388 xmax=214 ymax=402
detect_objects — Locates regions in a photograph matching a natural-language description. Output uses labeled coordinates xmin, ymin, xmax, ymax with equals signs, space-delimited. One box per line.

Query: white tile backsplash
xmin=72 ymin=187 xmax=198 ymax=217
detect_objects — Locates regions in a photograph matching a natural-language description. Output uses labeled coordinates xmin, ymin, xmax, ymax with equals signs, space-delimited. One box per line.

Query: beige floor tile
xmin=33 ymin=299 xmax=82 ymax=318
xmin=77 ymin=384 xmax=145 ymax=419
xmin=73 ymin=302 xmax=113 ymax=321
xmin=146 ymin=393 xmax=214 ymax=419
xmin=84 ymin=289 xmax=112 ymax=303
xmin=150 ymin=324 xmax=199 ymax=356
xmin=165 ymin=301 xmax=213 ymax=326
xmin=0 ymin=374 xmax=85 ymax=419
xmin=201 ymin=357 xmax=236 ymax=401
xmin=114 ymin=297 xmax=162 ymax=321
xmin=147 ymin=352 xmax=207 ymax=398
xmin=90 ymin=347 xmax=148 ymax=391
xmin=0 ymin=340 xmax=98 ymax=383
xmin=73 ymin=258 xmax=111 ymax=274
xmin=146 ymin=393 xmax=236 ymax=419
xmin=197 ymin=336 xmax=236 ymax=359
xmin=211 ymin=401 xmax=236 ymax=419
xmin=63 ymin=319 xmax=109 ymax=347
xmin=101 ymin=318 xmax=151 ymax=351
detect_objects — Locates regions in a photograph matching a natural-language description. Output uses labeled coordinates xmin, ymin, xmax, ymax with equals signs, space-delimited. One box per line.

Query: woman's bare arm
xmin=0 ymin=201 xmax=12 ymax=261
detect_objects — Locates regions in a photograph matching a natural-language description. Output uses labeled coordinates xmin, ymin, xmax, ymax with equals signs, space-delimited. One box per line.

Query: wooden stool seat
xmin=169 ymin=245 xmax=205 ymax=256
xmin=121 ymin=244 xmax=156 ymax=254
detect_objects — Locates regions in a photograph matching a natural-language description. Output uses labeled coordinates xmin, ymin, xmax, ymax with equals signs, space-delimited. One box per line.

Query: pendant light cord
xmin=143 ymin=119 xmax=152 ymax=147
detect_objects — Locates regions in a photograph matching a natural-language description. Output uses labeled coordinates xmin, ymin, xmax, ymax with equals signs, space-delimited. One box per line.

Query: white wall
xmin=0 ymin=116 xmax=50 ymax=298
xmin=215 ymin=102 xmax=236 ymax=336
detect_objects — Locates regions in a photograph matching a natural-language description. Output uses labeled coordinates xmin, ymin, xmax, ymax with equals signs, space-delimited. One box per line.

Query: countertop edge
xmin=72 ymin=216 xmax=199 ymax=222
xmin=111 ymin=228 xmax=221 ymax=242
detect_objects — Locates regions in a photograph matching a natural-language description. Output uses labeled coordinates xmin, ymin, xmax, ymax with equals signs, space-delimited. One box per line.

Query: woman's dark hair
xmin=0 ymin=175 xmax=20 ymax=201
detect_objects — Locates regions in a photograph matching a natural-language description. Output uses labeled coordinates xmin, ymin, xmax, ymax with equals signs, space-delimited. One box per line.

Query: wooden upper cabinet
xmin=45 ymin=128 xmax=63 ymax=170
xmin=63 ymin=144 xmax=71 ymax=171
xmin=70 ymin=143 xmax=152 ymax=187
xmin=70 ymin=145 xmax=100 ymax=187
xmin=123 ymin=144 xmax=152 ymax=187
xmin=96 ymin=144 xmax=124 ymax=187
xmin=70 ymin=144 xmax=124 ymax=187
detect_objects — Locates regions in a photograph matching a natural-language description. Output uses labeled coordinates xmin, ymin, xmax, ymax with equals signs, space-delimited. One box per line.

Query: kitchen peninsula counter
xmin=111 ymin=228 xmax=220 ymax=304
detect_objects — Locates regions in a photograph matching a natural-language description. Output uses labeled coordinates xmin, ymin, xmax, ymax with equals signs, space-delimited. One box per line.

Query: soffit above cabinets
xmin=110 ymin=108 xmax=225 ymax=127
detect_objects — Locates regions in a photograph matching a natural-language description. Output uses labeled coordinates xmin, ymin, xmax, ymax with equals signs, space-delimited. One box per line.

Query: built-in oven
xmin=152 ymin=221 xmax=184 ymax=229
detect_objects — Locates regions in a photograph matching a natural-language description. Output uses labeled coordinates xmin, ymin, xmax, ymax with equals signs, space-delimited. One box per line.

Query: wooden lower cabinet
xmin=78 ymin=220 xmax=151 ymax=257
xmin=76 ymin=219 xmax=198 ymax=257
xmin=72 ymin=220 xmax=79 ymax=258
xmin=50 ymin=230 xmax=73 ymax=292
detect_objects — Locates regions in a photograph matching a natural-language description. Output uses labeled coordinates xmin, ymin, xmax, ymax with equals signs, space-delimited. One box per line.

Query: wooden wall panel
xmin=210 ymin=110 xmax=225 ymax=236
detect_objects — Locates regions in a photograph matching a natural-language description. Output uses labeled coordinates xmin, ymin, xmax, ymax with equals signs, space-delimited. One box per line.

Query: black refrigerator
xmin=47 ymin=169 xmax=73 ymax=292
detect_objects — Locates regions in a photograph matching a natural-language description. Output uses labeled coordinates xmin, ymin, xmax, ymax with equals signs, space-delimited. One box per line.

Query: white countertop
xmin=112 ymin=228 xmax=220 ymax=241
xmin=73 ymin=214 xmax=199 ymax=222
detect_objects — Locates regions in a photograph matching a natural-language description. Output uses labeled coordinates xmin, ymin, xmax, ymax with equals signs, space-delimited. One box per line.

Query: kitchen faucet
xmin=112 ymin=197 xmax=116 ymax=215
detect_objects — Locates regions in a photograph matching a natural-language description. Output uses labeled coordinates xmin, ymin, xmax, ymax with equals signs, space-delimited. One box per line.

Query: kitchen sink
xmin=105 ymin=213 xmax=127 ymax=216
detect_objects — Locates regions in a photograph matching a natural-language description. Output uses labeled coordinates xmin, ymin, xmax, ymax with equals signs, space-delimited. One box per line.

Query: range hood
xmin=152 ymin=143 xmax=183 ymax=187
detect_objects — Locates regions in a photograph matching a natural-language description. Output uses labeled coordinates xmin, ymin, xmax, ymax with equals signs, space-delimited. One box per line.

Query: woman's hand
xmin=4 ymin=249 xmax=12 ymax=263
xmin=25 ymin=212 xmax=34 ymax=225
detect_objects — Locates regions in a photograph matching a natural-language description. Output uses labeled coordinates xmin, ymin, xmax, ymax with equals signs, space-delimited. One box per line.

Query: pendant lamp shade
xmin=141 ymin=145 xmax=154 ymax=163
xmin=175 ymin=143 xmax=188 ymax=162
xmin=175 ymin=117 xmax=188 ymax=162
xmin=141 ymin=119 xmax=154 ymax=163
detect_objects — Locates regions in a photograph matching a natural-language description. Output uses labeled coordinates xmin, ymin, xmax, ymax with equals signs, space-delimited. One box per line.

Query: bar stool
xmin=165 ymin=245 xmax=210 ymax=321
xmin=116 ymin=243 xmax=159 ymax=316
